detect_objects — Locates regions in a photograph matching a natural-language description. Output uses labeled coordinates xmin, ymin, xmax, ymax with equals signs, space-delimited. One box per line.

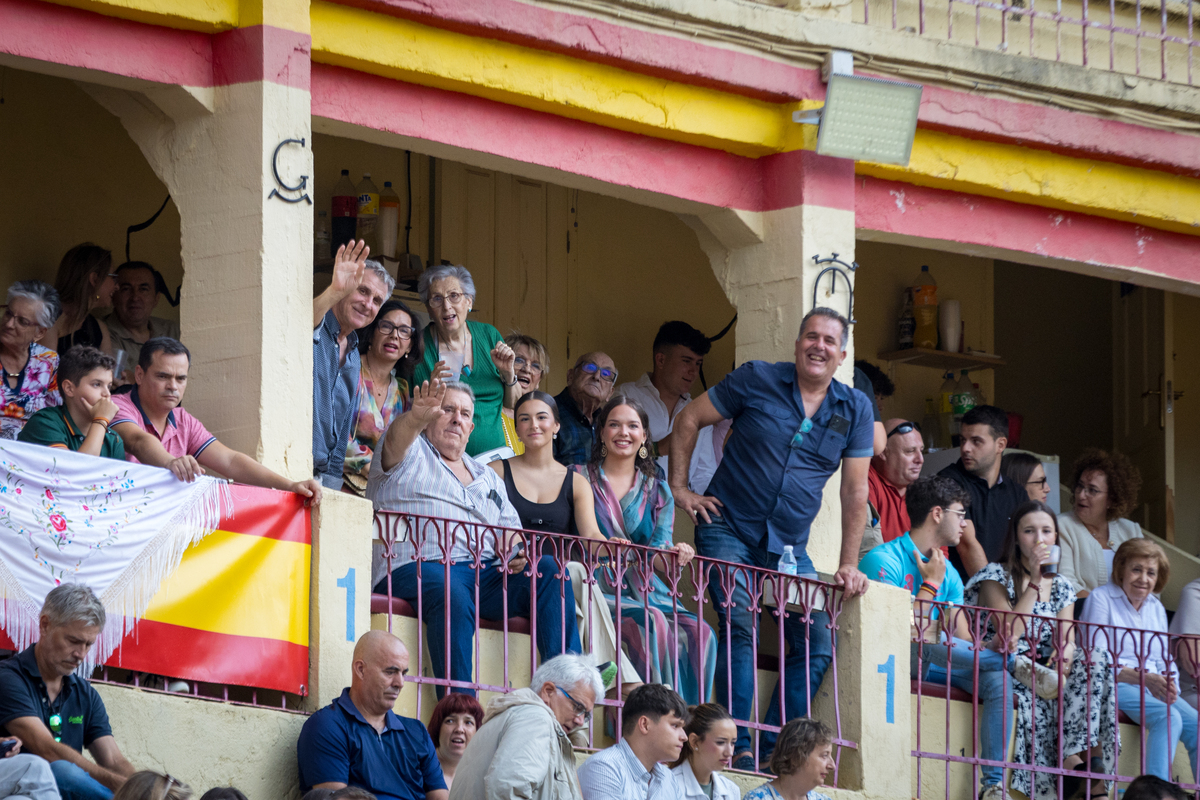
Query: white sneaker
xmin=1013 ymin=655 xmax=1060 ymax=700
xmin=979 ymin=783 xmax=1011 ymax=800
xmin=166 ymin=680 xmax=191 ymax=693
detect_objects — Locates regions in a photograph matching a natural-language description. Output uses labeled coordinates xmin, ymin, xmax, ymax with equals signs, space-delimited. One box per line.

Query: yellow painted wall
xmin=0 ymin=69 xmax=182 ymax=323
xmin=853 ymin=240 xmax=995 ymax=427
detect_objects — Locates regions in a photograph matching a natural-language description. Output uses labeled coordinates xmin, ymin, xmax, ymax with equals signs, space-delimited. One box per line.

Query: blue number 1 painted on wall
xmin=336 ymin=568 xmax=356 ymax=642
xmin=877 ymin=654 xmax=895 ymax=724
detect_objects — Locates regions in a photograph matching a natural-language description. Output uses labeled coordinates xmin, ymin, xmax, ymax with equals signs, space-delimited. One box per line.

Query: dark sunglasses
xmin=887 ymin=421 xmax=921 ymax=437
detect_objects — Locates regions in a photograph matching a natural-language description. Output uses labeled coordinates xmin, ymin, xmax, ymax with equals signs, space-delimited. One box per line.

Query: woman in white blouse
xmin=1080 ymin=538 xmax=1196 ymax=782
xmin=1058 ymin=449 xmax=1146 ymax=599
xmin=669 ymin=704 xmax=740 ymax=800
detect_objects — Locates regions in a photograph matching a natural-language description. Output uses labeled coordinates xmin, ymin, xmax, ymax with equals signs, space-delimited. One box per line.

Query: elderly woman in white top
xmin=1 ymin=281 xmax=63 ymax=440
xmin=1080 ymin=538 xmax=1196 ymax=782
xmin=1058 ymin=448 xmax=1146 ymax=598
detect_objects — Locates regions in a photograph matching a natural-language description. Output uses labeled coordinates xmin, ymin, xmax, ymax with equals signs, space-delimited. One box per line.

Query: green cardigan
xmin=413 ymin=319 xmax=507 ymax=457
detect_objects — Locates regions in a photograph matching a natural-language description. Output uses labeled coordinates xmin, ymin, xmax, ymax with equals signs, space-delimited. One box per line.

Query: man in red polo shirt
xmin=868 ymin=418 xmax=925 ymax=543
xmin=109 ymin=337 xmax=322 ymax=503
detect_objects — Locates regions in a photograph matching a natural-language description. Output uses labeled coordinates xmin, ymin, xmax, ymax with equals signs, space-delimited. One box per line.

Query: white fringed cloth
xmin=0 ymin=440 xmax=230 ymax=671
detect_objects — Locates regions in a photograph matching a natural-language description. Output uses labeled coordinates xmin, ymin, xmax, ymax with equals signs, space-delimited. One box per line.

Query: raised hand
xmin=491 ymin=340 xmax=516 ymax=383
xmin=409 ymin=379 xmax=448 ymax=430
xmin=330 ymin=240 xmax=370 ymax=301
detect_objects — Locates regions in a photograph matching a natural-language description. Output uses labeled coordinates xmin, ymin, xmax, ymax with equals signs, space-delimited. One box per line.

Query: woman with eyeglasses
xmin=39 ymin=243 xmax=118 ymax=356
xmin=412 ymin=265 xmax=517 ymax=457
xmin=1057 ymin=448 xmax=1145 ymax=599
xmin=1002 ymin=452 xmax=1051 ymax=504
xmin=1 ymin=280 xmax=63 ymax=440
xmin=342 ymin=299 xmax=423 ymax=494
xmin=498 ymin=332 xmax=548 ymax=456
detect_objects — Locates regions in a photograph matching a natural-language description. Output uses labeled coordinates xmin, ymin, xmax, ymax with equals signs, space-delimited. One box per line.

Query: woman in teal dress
xmin=573 ymin=394 xmax=717 ymax=705
xmin=412 ymin=264 xmax=517 ymax=458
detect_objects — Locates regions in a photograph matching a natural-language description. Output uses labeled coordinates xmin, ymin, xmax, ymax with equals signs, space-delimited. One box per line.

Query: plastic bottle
xmin=921 ymin=398 xmax=941 ymax=450
xmin=356 ymin=173 xmax=380 ymax=250
xmin=973 ymin=382 xmax=988 ymax=406
xmin=951 ymin=369 xmax=977 ymax=431
xmin=778 ymin=545 xmax=798 ymax=576
xmin=938 ymin=371 xmax=958 ymax=445
xmin=912 ymin=265 xmax=938 ymax=349
xmin=377 ymin=181 xmax=400 ymax=260
xmin=314 ymin=210 xmax=330 ymax=261
xmin=331 ymin=169 xmax=358 ymax=253
xmin=897 ymin=287 xmax=915 ymax=349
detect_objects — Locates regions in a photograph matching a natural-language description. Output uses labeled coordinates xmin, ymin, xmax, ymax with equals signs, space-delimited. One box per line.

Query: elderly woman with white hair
xmin=413 ymin=264 xmax=517 ymax=458
xmin=1 ymin=280 xmax=64 ymax=440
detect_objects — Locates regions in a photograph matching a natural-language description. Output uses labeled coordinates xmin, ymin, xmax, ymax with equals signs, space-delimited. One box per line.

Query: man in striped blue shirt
xmin=368 ymin=378 xmax=581 ymax=696
xmin=577 ymin=684 xmax=688 ymax=800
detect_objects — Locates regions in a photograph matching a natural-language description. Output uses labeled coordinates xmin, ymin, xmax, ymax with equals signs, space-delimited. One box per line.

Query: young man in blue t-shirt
xmin=859 ymin=476 xmax=1015 ymax=800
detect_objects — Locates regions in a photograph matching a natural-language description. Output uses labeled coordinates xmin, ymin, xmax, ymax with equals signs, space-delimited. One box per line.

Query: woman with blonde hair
xmin=111 ymin=772 xmax=192 ymax=800
xmin=499 ymin=332 xmax=547 ymax=456
xmin=40 ymin=243 xmax=117 ymax=355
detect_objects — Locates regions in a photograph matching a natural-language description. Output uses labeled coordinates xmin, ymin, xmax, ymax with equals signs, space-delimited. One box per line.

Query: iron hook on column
xmin=267 ymin=137 xmax=312 ymax=204
xmin=810 ymin=253 xmax=858 ymax=324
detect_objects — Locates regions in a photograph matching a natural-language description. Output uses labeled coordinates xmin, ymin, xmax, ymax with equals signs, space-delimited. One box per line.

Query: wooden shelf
xmin=877 ymin=347 xmax=1006 ymax=371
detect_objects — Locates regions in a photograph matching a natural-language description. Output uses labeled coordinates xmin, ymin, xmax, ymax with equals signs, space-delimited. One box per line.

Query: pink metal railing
xmin=857 ymin=0 xmax=1196 ymax=85
xmin=89 ymin=666 xmax=307 ymax=713
xmin=911 ymin=597 xmax=1200 ymax=796
xmin=373 ymin=511 xmax=855 ymax=779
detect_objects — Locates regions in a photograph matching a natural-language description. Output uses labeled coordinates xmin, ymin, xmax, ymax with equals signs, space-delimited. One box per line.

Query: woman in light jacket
xmin=1058 ymin=448 xmax=1146 ymax=599
xmin=670 ymin=704 xmax=740 ymax=800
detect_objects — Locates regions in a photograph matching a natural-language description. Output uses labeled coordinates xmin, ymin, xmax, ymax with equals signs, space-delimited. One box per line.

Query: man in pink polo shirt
xmin=110 ymin=337 xmax=322 ymax=503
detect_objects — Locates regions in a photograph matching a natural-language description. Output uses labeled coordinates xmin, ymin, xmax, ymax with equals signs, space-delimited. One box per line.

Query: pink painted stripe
xmin=856 ymin=176 xmax=1200 ymax=280
xmin=311 ymin=63 xmax=855 ymax=212
xmin=213 ymin=25 xmax=311 ymax=89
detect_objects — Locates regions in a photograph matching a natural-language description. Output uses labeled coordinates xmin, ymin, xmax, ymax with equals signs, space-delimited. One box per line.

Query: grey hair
xmin=363 ymin=259 xmax=396 ymax=297
xmin=530 ymin=654 xmax=604 ymax=701
xmin=41 ymin=583 xmax=106 ymax=629
xmin=7 ymin=280 xmax=62 ymax=329
xmin=417 ymin=265 xmax=476 ymax=306
xmin=443 ymin=381 xmax=476 ymax=406
xmin=798 ymin=306 xmax=850 ymax=351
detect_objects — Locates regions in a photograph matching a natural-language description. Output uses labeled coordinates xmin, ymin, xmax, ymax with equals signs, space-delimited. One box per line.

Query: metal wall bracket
xmin=267 ymin=137 xmax=312 ymax=205
xmin=811 ymin=253 xmax=859 ymax=324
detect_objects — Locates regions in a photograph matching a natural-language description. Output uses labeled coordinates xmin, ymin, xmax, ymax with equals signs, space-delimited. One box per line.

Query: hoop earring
xmin=601 ymin=444 xmax=608 ymax=458
xmin=638 ymin=444 xmax=648 ymax=460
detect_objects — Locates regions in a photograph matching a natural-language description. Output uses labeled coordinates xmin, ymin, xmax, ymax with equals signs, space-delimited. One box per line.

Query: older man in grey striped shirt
xmin=368 ymin=378 xmax=581 ymax=697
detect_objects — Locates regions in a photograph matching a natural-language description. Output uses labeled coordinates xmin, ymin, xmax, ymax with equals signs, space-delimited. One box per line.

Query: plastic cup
xmin=441 ymin=351 xmax=465 ymax=380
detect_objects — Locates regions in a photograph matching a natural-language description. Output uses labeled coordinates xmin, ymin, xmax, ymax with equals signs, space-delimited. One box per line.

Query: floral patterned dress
xmin=1 ymin=343 xmax=60 ymax=441
xmin=742 ymin=782 xmax=831 ymax=800
xmin=342 ymin=363 xmax=410 ymax=487
xmin=964 ymin=563 xmax=1117 ymax=800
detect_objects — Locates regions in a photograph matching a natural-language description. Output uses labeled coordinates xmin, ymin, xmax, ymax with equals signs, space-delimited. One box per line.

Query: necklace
xmin=364 ymin=354 xmax=392 ymax=400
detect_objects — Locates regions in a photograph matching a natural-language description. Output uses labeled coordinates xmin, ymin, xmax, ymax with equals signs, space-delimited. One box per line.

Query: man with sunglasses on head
xmin=869 ymin=418 xmax=926 ymax=546
xmin=669 ymin=306 xmax=873 ymax=771
xmin=552 ymin=352 xmax=618 ymax=466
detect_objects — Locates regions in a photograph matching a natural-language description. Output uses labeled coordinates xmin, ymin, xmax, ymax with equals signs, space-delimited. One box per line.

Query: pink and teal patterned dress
xmin=1 ymin=343 xmax=61 ymax=441
xmin=343 ymin=362 xmax=410 ymax=481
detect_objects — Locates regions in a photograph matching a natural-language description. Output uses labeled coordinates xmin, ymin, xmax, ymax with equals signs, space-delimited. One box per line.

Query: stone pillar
xmin=84 ymin=1 xmax=314 ymax=476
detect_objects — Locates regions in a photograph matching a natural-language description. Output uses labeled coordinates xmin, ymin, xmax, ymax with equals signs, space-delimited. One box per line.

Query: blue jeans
xmin=914 ymin=637 xmax=1014 ymax=789
xmin=49 ymin=761 xmax=112 ymax=800
xmin=1116 ymin=682 xmax=1200 ymax=781
xmin=695 ymin=518 xmax=832 ymax=759
xmin=379 ymin=558 xmax=581 ymax=697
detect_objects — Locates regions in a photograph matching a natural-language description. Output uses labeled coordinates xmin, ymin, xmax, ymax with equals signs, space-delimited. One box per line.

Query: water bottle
xmin=331 ymin=169 xmax=358 ymax=253
xmin=377 ymin=181 xmax=400 ymax=260
xmin=778 ymin=545 xmax=798 ymax=576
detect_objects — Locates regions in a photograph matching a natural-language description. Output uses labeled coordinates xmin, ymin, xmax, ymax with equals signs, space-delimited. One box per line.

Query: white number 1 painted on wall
xmin=337 ymin=568 xmax=355 ymax=642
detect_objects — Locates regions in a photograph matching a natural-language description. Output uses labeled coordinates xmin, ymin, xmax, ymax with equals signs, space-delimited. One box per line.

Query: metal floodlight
xmin=793 ymin=69 xmax=923 ymax=166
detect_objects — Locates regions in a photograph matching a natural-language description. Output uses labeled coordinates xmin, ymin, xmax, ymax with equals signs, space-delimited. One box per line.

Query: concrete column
xmin=83 ymin=5 xmax=314 ymax=477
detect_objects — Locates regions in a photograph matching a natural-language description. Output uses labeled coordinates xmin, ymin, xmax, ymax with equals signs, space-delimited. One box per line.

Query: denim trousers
xmin=914 ymin=637 xmax=1015 ymax=788
xmin=1116 ymin=682 xmax=1200 ymax=781
xmin=380 ymin=557 xmax=581 ymax=697
xmin=695 ymin=517 xmax=832 ymax=759
xmin=49 ymin=761 xmax=112 ymax=800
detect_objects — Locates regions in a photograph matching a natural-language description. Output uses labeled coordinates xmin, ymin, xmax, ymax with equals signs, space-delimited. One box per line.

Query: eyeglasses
xmin=556 ymin=685 xmax=592 ymax=722
xmin=428 ymin=291 xmax=465 ymax=308
xmin=944 ymin=507 xmax=967 ymax=519
xmin=579 ymin=362 xmax=618 ymax=384
xmin=377 ymin=321 xmax=414 ymax=340
xmin=1 ymin=308 xmax=38 ymax=330
xmin=791 ymin=418 xmax=814 ymax=449
xmin=107 ymin=273 xmax=120 ymax=279
xmin=48 ymin=713 xmax=62 ymax=742
xmin=1026 ymin=477 xmax=1049 ymax=489
xmin=1075 ymin=483 xmax=1107 ymax=498
xmin=887 ymin=421 xmax=921 ymax=437
xmin=514 ymin=356 xmax=543 ymax=374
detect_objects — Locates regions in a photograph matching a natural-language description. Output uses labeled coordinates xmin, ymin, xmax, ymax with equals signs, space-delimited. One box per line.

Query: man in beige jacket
xmin=449 ymin=654 xmax=602 ymax=800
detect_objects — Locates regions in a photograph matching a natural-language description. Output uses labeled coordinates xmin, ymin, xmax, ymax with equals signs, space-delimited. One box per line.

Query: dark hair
xmin=139 ymin=337 xmax=191 ymax=372
xmin=54 ymin=243 xmax=112 ymax=311
xmin=199 ymin=790 xmax=249 ymax=800
xmin=853 ymin=359 xmax=895 ymax=399
xmin=960 ymin=405 xmax=1009 ymax=439
xmin=115 ymin=261 xmax=180 ymax=308
xmin=905 ymin=475 xmax=971 ymax=529
xmin=769 ymin=717 xmax=833 ymax=777
xmin=1001 ymin=452 xmax=1043 ymax=491
xmin=330 ymin=790 xmax=376 ymax=800
xmin=514 ymin=390 xmax=560 ymax=423
xmin=621 ymin=683 xmax=688 ymax=737
xmin=998 ymin=500 xmax=1060 ymax=590
xmin=653 ymin=321 xmax=711 ymax=357
xmin=358 ymin=299 xmax=424 ymax=381
xmin=1071 ymin=447 xmax=1142 ymax=520
xmin=59 ymin=345 xmax=115 ymax=387
xmin=799 ymin=307 xmax=849 ymax=351
xmin=670 ymin=703 xmax=733 ymax=768
xmin=426 ymin=692 xmax=484 ymax=746
xmin=590 ymin=395 xmax=657 ymax=478
xmin=300 ymin=791 xmax=334 ymax=800
xmin=1122 ymin=774 xmax=1188 ymax=800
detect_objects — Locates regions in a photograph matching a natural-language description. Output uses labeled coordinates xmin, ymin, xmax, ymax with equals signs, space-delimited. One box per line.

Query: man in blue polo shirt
xmin=297 ymin=630 xmax=447 ymax=800
xmin=669 ymin=307 xmax=873 ymax=770
xmin=858 ymin=475 xmax=1014 ymax=800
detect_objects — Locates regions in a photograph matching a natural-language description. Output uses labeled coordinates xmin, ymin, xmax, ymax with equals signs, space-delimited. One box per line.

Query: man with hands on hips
xmin=667 ymin=307 xmax=872 ymax=771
